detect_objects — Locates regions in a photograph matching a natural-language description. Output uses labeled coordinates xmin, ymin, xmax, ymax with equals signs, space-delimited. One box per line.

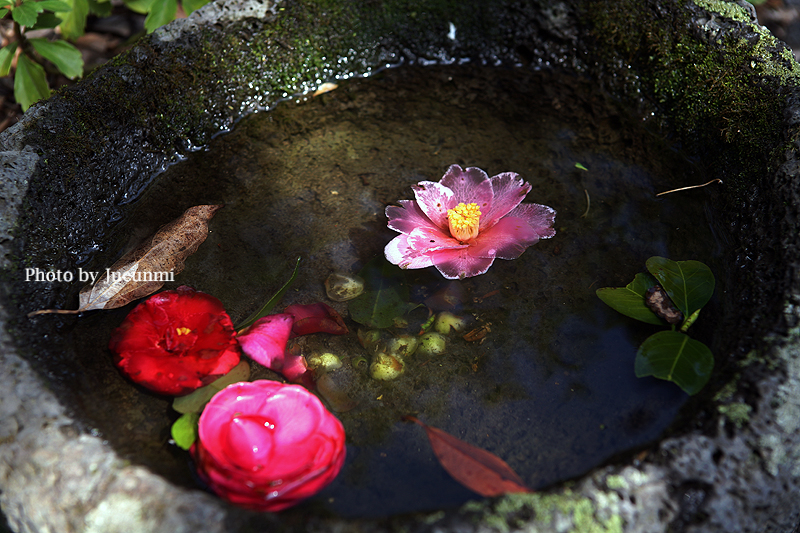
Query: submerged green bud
xmin=416 ymin=332 xmax=447 ymax=357
xmin=307 ymin=352 xmax=343 ymax=374
xmin=434 ymin=311 xmax=469 ymax=334
xmin=369 ymin=353 xmax=405 ymax=380
xmin=386 ymin=334 xmax=419 ymax=358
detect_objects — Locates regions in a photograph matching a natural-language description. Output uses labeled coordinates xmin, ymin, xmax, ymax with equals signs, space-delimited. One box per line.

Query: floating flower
xmin=192 ymin=380 xmax=346 ymax=512
xmin=385 ymin=164 xmax=556 ymax=279
xmin=237 ymin=314 xmax=308 ymax=382
xmin=109 ymin=286 xmax=241 ymax=396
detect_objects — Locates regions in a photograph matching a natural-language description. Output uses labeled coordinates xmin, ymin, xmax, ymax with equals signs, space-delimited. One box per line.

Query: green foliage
xmin=172 ymin=360 xmax=252 ymax=414
xmin=349 ymin=258 xmax=418 ymax=329
xmin=597 ymin=257 xmax=716 ymax=395
xmin=170 ymin=412 xmax=199 ymax=450
xmin=0 ymin=0 xmax=212 ymax=110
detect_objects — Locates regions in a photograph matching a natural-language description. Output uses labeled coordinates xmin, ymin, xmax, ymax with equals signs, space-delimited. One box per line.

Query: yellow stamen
xmin=176 ymin=327 xmax=192 ymax=336
xmin=447 ymin=202 xmax=481 ymax=242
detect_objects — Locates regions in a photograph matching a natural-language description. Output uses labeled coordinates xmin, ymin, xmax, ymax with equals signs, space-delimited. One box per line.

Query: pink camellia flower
xmin=237 ymin=314 xmax=308 ymax=382
xmin=192 ymin=380 xmax=346 ymax=512
xmin=385 ymin=164 xmax=556 ymax=279
xmin=109 ymin=286 xmax=241 ymax=395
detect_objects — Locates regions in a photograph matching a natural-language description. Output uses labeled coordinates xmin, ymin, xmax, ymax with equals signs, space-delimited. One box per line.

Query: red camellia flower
xmin=109 ymin=286 xmax=241 ymax=395
xmin=192 ymin=380 xmax=346 ymax=511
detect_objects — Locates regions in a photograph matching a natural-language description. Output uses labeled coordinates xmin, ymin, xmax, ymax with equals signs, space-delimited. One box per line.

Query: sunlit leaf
xmin=12 ymin=1 xmax=41 ymax=27
xmin=123 ymin=0 xmax=154 ymax=15
xmin=36 ymin=0 xmax=71 ymax=11
xmin=0 ymin=9 xmax=8 ymax=19
xmin=596 ymin=272 xmax=665 ymax=325
xmin=635 ymin=330 xmax=713 ymax=395
xmin=171 ymin=412 xmax=199 ymax=450
xmin=405 ymin=416 xmax=532 ymax=497
xmin=235 ymin=257 xmax=300 ymax=331
xmin=645 ymin=257 xmax=714 ymax=318
xmin=14 ymin=54 xmax=49 ymax=111
xmin=144 ymin=0 xmax=176 ymax=33
xmin=172 ymin=360 xmax=251 ymax=414
xmin=349 ymin=258 xmax=417 ymax=328
xmin=0 ymin=42 xmax=18 ymax=77
xmin=182 ymin=0 xmax=210 ymax=15
xmin=30 ymin=38 xmax=83 ymax=79
xmin=59 ymin=0 xmax=89 ymax=39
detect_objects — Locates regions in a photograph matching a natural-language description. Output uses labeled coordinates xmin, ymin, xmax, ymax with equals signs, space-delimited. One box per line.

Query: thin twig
xmin=580 ymin=189 xmax=590 ymax=218
xmin=656 ymin=179 xmax=722 ymax=197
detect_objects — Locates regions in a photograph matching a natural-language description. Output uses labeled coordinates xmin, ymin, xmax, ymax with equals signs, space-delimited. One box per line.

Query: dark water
xmin=67 ymin=65 xmax=721 ymax=517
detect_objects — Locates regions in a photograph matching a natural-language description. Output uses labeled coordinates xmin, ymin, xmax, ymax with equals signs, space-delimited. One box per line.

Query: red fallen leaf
xmin=404 ymin=416 xmax=532 ymax=497
xmin=284 ymin=302 xmax=348 ymax=337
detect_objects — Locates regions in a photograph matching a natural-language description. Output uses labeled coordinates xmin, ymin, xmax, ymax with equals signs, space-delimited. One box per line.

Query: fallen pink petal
xmin=192 ymin=380 xmax=346 ymax=512
xmin=384 ymin=164 xmax=556 ymax=279
xmin=237 ymin=314 xmax=309 ymax=381
xmin=284 ymin=302 xmax=349 ymax=337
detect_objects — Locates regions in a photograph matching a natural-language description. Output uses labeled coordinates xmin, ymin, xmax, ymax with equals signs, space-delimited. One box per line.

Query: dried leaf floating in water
xmin=28 ymin=205 xmax=222 ymax=317
xmin=404 ymin=416 xmax=532 ymax=497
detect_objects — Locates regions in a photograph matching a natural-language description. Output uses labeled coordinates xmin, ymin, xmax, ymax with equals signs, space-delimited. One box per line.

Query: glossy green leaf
xmin=350 ymin=258 xmax=417 ymax=328
xmin=0 ymin=8 xmax=9 ymax=18
xmin=596 ymin=272 xmax=665 ymax=325
xmin=37 ymin=0 xmax=71 ymax=12
xmin=58 ymin=0 xmax=89 ymax=39
xmin=88 ymin=0 xmax=112 ymax=17
xmin=144 ymin=0 xmax=176 ymax=33
xmin=635 ymin=330 xmax=713 ymax=395
xmin=0 ymin=42 xmax=19 ymax=77
xmin=14 ymin=54 xmax=49 ymax=111
xmin=182 ymin=0 xmax=210 ymax=15
xmin=123 ymin=0 xmax=154 ymax=15
xmin=235 ymin=257 xmax=300 ymax=331
xmin=30 ymin=38 xmax=83 ymax=78
xmin=170 ymin=412 xmax=199 ymax=450
xmin=172 ymin=360 xmax=251 ymax=414
xmin=645 ymin=257 xmax=714 ymax=318
xmin=12 ymin=2 xmax=41 ymax=27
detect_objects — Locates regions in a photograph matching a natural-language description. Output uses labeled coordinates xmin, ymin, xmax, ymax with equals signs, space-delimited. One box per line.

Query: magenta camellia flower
xmin=385 ymin=164 xmax=556 ymax=279
xmin=192 ymin=380 xmax=346 ymax=512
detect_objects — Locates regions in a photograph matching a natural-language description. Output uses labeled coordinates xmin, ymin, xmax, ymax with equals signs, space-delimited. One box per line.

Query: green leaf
xmin=645 ymin=257 xmax=714 ymax=318
xmin=36 ymin=0 xmax=71 ymax=12
xmin=30 ymin=12 xmax=64 ymax=29
xmin=596 ymin=272 xmax=665 ymax=326
xmin=235 ymin=257 xmax=301 ymax=331
xmin=144 ymin=0 xmax=176 ymax=33
xmin=29 ymin=38 xmax=83 ymax=78
xmin=14 ymin=54 xmax=50 ymax=111
xmin=87 ymin=0 xmax=112 ymax=16
xmin=58 ymin=0 xmax=88 ymax=39
xmin=635 ymin=330 xmax=713 ymax=395
xmin=170 ymin=412 xmax=199 ymax=450
xmin=12 ymin=2 xmax=42 ymax=27
xmin=349 ymin=258 xmax=417 ymax=328
xmin=0 ymin=42 xmax=19 ymax=77
xmin=172 ymin=360 xmax=251 ymax=414
xmin=181 ymin=0 xmax=209 ymax=15
xmin=0 ymin=8 xmax=9 ymax=18
xmin=123 ymin=0 xmax=154 ymax=15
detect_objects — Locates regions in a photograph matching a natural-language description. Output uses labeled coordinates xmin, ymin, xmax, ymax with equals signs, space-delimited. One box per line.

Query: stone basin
xmin=2 ymin=0 xmax=800 ymax=531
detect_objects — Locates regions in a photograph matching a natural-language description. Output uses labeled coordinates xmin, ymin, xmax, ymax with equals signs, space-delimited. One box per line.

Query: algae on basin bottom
xmin=64 ymin=64 xmax=722 ymax=517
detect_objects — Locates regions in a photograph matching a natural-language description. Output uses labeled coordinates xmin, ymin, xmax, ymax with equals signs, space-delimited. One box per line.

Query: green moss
xmin=718 ymin=402 xmax=752 ymax=428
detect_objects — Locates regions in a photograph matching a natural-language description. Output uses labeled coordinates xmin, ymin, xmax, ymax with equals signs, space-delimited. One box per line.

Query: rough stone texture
xmin=2 ymin=0 xmax=800 ymax=532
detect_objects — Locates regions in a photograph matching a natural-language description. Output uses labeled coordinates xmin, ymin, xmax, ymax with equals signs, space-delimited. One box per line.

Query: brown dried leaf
xmin=404 ymin=416 xmax=532 ymax=497
xmin=28 ymin=205 xmax=222 ymax=317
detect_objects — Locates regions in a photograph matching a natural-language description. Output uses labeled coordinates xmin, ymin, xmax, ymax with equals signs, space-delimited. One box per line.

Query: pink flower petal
xmin=431 ymin=247 xmax=496 ymax=280
xmin=481 ymin=172 xmax=532 ymax=229
xmin=406 ymin=226 xmax=465 ymax=253
xmin=386 ymin=200 xmax=442 ymax=235
xmin=284 ymin=303 xmax=348 ymax=336
xmin=237 ymin=314 xmax=293 ymax=369
xmin=411 ymin=180 xmax=455 ymax=229
xmin=439 ymin=165 xmax=493 ymax=207
xmin=385 ymin=234 xmax=436 ymax=270
xmin=471 ymin=216 xmax=543 ymax=260
xmin=506 ymin=202 xmax=557 ymax=239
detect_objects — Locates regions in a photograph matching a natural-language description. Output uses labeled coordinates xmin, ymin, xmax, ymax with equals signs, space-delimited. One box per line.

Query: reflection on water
xmin=69 ymin=64 xmax=720 ymax=517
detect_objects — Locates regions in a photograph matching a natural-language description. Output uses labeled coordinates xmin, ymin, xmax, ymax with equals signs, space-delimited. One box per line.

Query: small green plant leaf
xmin=0 ymin=8 xmax=8 ymax=18
xmin=596 ymin=272 xmax=665 ymax=325
xmin=144 ymin=0 xmax=176 ymax=33
xmin=88 ymin=0 xmax=112 ymax=16
xmin=30 ymin=38 xmax=83 ymax=79
xmin=30 ymin=12 xmax=64 ymax=29
xmin=59 ymin=0 xmax=89 ymax=39
xmin=235 ymin=257 xmax=301 ymax=331
xmin=635 ymin=330 xmax=713 ymax=395
xmin=14 ymin=54 xmax=50 ymax=111
xmin=12 ymin=2 xmax=42 ymax=27
xmin=170 ymin=412 xmax=199 ymax=450
xmin=182 ymin=0 xmax=210 ymax=15
xmin=645 ymin=257 xmax=714 ymax=318
xmin=349 ymin=258 xmax=417 ymax=329
xmin=37 ymin=0 xmax=71 ymax=12
xmin=0 ymin=42 xmax=19 ymax=77
xmin=172 ymin=360 xmax=251 ymax=414
xmin=123 ymin=0 xmax=154 ymax=15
